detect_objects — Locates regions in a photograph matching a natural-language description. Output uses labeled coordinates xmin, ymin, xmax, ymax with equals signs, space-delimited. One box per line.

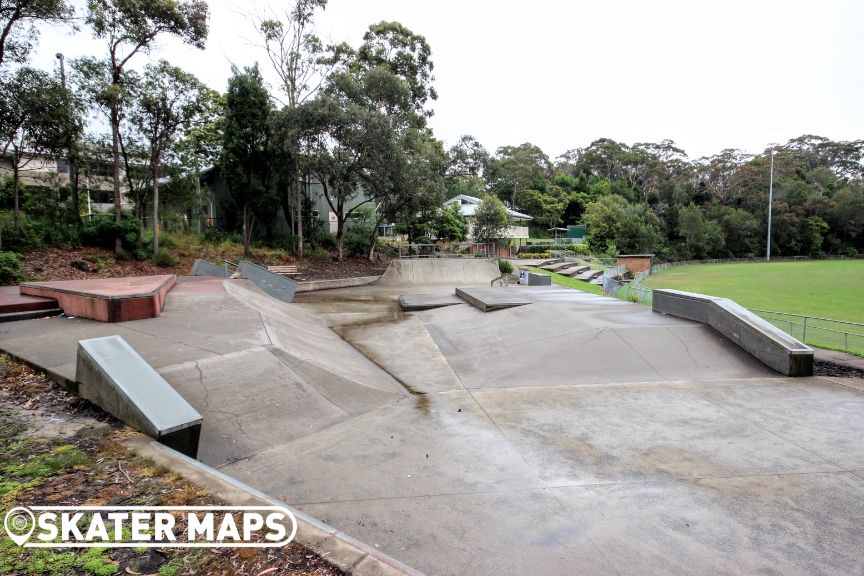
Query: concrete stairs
xmin=0 ymin=286 xmax=61 ymax=323
xmin=574 ymin=269 xmax=604 ymax=282
xmin=558 ymin=265 xmax=590 ymax=277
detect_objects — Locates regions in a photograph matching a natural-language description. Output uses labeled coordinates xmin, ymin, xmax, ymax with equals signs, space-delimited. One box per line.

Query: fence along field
xmin=632 ymin=259 xmax=864 ymax=357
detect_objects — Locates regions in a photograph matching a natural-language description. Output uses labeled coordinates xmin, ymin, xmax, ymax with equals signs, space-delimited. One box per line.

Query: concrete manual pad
xmin=398 ymin=293 xmax=463 ymax=311
xmin=455 ymin=286 xmax=532 ymax=311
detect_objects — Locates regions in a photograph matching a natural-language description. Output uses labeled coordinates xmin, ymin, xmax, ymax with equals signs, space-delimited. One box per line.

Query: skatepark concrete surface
xmin=3 ymin=274 xmax=864 ymax=575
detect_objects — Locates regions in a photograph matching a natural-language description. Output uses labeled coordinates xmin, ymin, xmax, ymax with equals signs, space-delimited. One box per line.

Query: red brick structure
xmin=617 ymin=254 xmax=654 ymax=274
xmin=20 ymin=275 xmax=176 ymax=322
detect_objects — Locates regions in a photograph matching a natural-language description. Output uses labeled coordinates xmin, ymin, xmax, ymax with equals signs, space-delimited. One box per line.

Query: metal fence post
xmin=803 ymin=316 xmax=808 ymax=342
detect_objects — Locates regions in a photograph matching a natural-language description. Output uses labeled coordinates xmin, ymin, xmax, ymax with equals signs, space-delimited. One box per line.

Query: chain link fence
xmin=748 ymin=310 xmax=864 ymax=356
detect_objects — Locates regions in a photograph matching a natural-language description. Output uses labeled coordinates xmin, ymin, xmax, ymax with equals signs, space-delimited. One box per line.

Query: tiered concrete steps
xmin=0 ymin=286 xmax=61 ymax=323
xmin=574 ymin=269 xmax=604 ymax=282
xmin=558 ymin=265 xmax=590 ymax=277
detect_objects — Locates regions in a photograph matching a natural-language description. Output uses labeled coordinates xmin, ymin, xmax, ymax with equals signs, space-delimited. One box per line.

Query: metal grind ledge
xmin=190 ymin=258 xmax=232 ymax=277
xmin=77 ymin=336 xmax=203 ymax=457
xmin=653 ymin=289 xmax=814 ymax=376
xmin=455 ymin=287 xmax=531 ymax=312
xmin=238 ymin=260 xmax=298 ymax=303
xmin=125 ymin=434 xmax=426 ymax=576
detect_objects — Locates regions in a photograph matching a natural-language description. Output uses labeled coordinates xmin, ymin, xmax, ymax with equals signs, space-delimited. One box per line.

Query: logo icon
xmin=4 ymin=507 xmax=35 ymax=546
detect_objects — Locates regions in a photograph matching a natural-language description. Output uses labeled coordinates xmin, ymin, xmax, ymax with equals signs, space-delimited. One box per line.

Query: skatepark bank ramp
xmin=377 ymin=258 xmax=500 ymax=286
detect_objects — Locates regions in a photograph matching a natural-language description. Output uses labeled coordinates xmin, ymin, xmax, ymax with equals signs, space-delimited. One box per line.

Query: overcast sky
xmin=32 ymin=0 xmax=864 ymax=161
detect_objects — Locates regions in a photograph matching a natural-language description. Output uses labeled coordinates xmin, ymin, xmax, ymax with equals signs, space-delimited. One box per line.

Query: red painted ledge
xmin=20 ymin=275 xmax=176 ymax=323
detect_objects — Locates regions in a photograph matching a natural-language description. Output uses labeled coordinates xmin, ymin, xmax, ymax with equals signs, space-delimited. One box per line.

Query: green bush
xmin=152 ymin=248 xmax=179 ymax=267
xmin=498 ymin=257 xmax=514 ymax=275
xmin=344 ymin=231 xmax=370 ymax=257
xmin=0 ymin=251 xmax=25 ymax=285
xmin=81 ymin=212 xmax=140 ymax=250
xmin=313 ymin=228 xmax=337 ymax=248
xmin=309 ymin=246 xmax=331 ymax=261
xmin=202 ymin=227 xmax=242 ymax=245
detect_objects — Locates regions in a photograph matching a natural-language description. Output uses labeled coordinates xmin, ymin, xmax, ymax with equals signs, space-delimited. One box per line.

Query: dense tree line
xmin=0 ymin=0 xmax=861 ymax=265
xmin=446 ymin=136 xmax=864 ymax=259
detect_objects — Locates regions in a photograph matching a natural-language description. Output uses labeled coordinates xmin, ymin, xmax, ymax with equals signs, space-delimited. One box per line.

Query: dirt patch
xmin=814 ymin=359 xmax=864 ymax=379
xmin=20 ymin=245 xmax=390 ymax=284
xmin=0 ymin=356 xmax=346 ymax=576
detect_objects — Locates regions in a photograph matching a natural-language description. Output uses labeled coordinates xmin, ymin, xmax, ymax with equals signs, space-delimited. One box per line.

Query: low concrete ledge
xmin=652 ymin=289 xmax=813 ymax=376
xmin=76 ymin=335 xmax=203 ymax=457
xmin=237 ymin=260 xmax=297 ymax=303
xmin=125 ymin=435 xmax=425 ymax=576
xmin=296 ymin=276 xmax=381 ymax=292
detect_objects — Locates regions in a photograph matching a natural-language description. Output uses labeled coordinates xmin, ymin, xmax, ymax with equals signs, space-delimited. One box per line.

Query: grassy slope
xmin=641 ymin=260 xmax=864 ymax=323
xmin=527 ymin=266 xmax=607 ymax=295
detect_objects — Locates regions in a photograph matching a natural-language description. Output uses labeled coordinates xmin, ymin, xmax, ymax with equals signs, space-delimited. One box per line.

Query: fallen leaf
xmin=256 ymin=568 xmax=279 ymax=576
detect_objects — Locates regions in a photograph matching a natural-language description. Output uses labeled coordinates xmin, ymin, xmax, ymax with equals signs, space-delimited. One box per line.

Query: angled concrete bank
xmin=652 ymin=288 xmax=814 ymax=376
xmin=77 ymin=335 xmax=202 ymax=457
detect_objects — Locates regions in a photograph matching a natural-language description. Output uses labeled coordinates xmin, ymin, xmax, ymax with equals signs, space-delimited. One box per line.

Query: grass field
xmin=641 ymin=260 xmax=864 ymax=324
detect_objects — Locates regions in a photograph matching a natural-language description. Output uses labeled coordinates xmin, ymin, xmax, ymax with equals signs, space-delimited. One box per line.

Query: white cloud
xmin=31 ymin=0 xmax=864 ymax=160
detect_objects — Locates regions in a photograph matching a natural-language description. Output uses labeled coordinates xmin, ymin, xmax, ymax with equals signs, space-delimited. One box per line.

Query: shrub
xmin=313 ymin=228 xmax=336 ymax=248
xmin=0 ymin=251 xmax=25 ymax=285
xmin=202 ymin=227 xmax=242 ymax=245
xmin=152 ymin=248 xmax=179 ymax=267
xmin=344 ymin=231 xmax=370 ymax=257
xmin=309 ymin=246 xmax=331 ymax=261
xmin=81 ymin=212 xmax=140 ymax=250
xmin=498 ymin=257 xmax=514 ymax=275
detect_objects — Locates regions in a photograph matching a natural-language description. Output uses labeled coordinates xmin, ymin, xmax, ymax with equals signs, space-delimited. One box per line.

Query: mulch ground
xmin=0 ymin=358 xmax=346 ymax=576
xmin=19 ymin=245 xmax=390 ymax=283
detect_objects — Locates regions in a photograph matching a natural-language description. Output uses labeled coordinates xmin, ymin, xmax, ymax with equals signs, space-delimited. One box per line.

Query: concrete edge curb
xmin=295 ymin=276 xmax=382 ymax=292
xmin=124 ymin=434 xmax=426 ymax=576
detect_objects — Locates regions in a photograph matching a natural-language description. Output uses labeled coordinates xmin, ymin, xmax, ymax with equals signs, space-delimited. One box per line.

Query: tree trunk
xmin=12 ymin=160 xmax=19 ymax=233
xmin=69 ymin=159 xmax=79 ymax=225
xmin=111 ymin=106 xmax=122 ymax=254
xmin=295 ymin=171 xmax=303 ymax=256
xmin=368 ymin=210 xmax=387 ymax=260
xmin=152 ymin=164 xmax=159 ymax=253
xmin=242 ymin=202 xmax=251 ymax=257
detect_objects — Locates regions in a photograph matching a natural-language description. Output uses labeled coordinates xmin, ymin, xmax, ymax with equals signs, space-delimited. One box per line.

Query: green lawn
xmin=641 ymin=260 xmax=864 ymax=324
xmin=527 ymin=267 xmax=607 ymax=296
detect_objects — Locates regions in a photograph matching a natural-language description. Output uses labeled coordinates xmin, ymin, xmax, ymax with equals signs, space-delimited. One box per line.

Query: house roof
xmin=444 ymin=195 xmax=533 ymax=221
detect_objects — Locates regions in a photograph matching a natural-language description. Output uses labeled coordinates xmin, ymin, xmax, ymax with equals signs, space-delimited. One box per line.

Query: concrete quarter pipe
xmin=376 ymin=258 xmax=500 ymax=286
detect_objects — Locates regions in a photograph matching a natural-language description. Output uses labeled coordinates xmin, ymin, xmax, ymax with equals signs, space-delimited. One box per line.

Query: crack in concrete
xmin=667 ymin=327 xmax=699 ymax=366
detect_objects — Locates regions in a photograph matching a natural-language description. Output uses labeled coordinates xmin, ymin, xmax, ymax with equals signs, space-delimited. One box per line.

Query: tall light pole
xmin=766 ymin=143 xmax=783 ymax=261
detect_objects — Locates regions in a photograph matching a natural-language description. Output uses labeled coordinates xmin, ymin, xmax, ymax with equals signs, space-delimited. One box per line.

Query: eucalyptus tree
xmin=243 ymin=0 xmax=348 ymax=254
xmin=84 ymin=0 xmax=208 ymax=253
xmin=0 ymin=66 xmax=81 ymax=234
xmin=219 ymin=65 xmax=276 ymax=257
xmin=131 ymin=60 xmax=211 ymax=252
xmin=0 ymin=0 xmax=75 ymax=66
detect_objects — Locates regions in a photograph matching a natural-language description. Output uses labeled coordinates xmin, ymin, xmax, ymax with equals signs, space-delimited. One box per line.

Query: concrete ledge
xmin=653 ymin=289 xmax=813 ymax=376
xmin=237 ymin=261 xmax=297 ymax=303
xmin=21 ymin=275 xmax=176 ymax=322
xmin=125 ymin=434 xmax=425 ymax=576
xmin=190 ymin=259 xmax=232 ymax=277
xmin=296 ymin=276 xmax=381 ymax=292
xmin=77 ymin=335 xmax=203 ymax=457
